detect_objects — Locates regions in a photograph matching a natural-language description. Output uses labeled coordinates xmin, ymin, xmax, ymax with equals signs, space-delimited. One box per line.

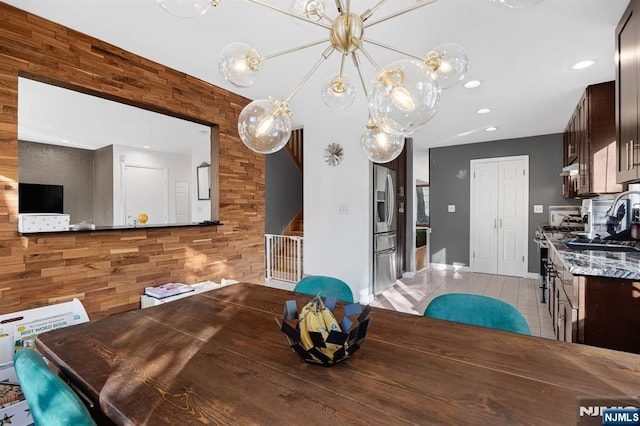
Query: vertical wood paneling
xmin=0 ymin=3 xmax=265 ymax=319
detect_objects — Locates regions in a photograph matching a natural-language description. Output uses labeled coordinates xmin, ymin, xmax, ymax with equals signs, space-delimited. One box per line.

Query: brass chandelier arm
xmin=364 ymin=38 xmax=425 ymax=62
xmin=338 ymin=52 xmax=347 ymax=78
xmin=245 ymin=0 xmax=332 ymax=30
xmin=334 ymin=0 xmax=344 ymax=13
xmin=262 ymin=39 xmax=330 ymax=61
xmin=285 ymin=44 xmax=336 ymax=103
xmin=351 ymin=52 xmax=369 ymax=99
xmin=364 ymin=0 xmax=438 ymax=28
xmin=354 ymin=42 xmax=380 ymax=71
xmin=361 ymin=0 xmax=388 ymax=22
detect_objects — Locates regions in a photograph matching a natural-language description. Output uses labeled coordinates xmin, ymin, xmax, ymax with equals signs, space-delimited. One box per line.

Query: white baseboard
xmin=430 ymin=264 xmax=540 ymax=280
xmin=429 ymin=263 xmax=471 ymax=272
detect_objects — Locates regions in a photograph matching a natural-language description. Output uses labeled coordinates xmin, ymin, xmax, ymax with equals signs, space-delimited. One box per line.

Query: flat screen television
xmin=19 ymin=183 xmax=64 ymax=214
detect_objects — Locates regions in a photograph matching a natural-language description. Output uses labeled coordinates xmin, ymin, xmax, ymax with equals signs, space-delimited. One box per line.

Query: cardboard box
xmin=0 ymin=298 xmax=89 ymax=358
xmin=0 ymin=299 xmax=88 ymax=426
xmin=18 ymin=214 xmax=70 ymax=233
xmin=0 ymin=362 xmax=32 ymax=426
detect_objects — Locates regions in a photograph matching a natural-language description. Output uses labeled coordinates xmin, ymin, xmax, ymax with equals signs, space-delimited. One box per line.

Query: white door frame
xmin=469 ymin=155 xmax=529 ymax=277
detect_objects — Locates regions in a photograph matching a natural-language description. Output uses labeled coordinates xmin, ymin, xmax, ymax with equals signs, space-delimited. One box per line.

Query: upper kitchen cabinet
xmin=563 ymin=81 xmax=622 ymax=197
xmin=616 ymin=0 xmax=640 ymax=183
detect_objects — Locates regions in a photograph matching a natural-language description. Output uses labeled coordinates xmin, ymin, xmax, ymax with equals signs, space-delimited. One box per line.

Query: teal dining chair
xmin=14 ymin=348 xmax=96 ymax=426
xmin=294 ymin=275 xmax=354 ymax=302
xmin=423 ymin=293 xmax=531 ymax=335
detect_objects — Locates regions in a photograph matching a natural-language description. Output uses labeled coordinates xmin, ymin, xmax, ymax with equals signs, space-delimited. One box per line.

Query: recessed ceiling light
xmin=571 ymin=60 xmax=595 ymax=70
xmin=457 ymin=130 xmax=477 ymax=137
xmin=485 ymin=126 xmax=498 ymax=132
xmin=476 ymin=108 xmax=491 ymax=114
xmin=60 ymin=139 xmax=70 ymax=144
xmin=463 ymin=80 xmax=482 ymax=89
xmin=143 ymin=145 xmax=152 ymax=149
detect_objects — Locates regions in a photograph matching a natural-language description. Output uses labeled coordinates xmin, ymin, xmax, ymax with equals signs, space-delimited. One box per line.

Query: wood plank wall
xmin=0 ymin=4 xmax=265 ymax=318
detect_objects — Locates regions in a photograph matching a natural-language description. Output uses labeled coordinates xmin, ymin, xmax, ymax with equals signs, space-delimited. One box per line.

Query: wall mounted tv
xmin=19 ymin=183 xmax=64 ymax=214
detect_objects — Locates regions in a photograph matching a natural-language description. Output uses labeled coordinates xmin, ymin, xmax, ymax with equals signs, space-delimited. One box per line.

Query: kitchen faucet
xmin=604 ymin=191 xmax=640 ymax=217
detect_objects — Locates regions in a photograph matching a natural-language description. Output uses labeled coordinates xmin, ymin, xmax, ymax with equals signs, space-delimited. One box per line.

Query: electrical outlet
xmin=338 ymin=204 xmax=349 ymax=215
xmin=448 ymin=205 xmax=455 ymax=213
xmin=534 ymin=205 xmax=543 ymax=214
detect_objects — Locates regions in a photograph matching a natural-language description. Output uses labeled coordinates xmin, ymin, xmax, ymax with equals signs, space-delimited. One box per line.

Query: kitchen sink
xmin=564 ymin=238 xmax=640 ymax=253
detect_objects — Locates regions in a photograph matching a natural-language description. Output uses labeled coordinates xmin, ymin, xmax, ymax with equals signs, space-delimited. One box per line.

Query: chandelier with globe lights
xmin=156 ymin=0 xmax=540 ymax=163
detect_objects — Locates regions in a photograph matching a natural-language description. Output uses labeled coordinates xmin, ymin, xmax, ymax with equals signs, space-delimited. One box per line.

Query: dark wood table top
xmin=36 ymin=283 xmax=640 ymax=425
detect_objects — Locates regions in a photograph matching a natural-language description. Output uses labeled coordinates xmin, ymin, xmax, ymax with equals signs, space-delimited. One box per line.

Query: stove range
xmin=533 ymin=224 xmax=584 ymax=304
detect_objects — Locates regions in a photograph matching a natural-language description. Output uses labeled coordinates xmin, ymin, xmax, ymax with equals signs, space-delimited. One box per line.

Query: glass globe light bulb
xmin=360 ymin=120 xmax=405 ymax=163
xmin=154 ymin=0 xmax=213 ymax=18
xmin=424 ymin=43 xmax=469 ymax=89
xmin=289 ymin=0 xmax=326 ymax=22
xmin=219 ymin=42 xmax=263 ymax=88
xmin=369 ymin=59 xmax=441 ymax=136
xmin=390 ymin=86 xmax=416 ymax=112
xmin=498 ymin=0 xmax=542 ymax=8
xmin=321 ymin=74 xmax=356 ymax=110
xmin=238 ymin=99 xmax=292 ymax=154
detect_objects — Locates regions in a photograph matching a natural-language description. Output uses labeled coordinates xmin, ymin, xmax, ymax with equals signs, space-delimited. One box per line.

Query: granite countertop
xmin=544 ymin=231 xmax=640 ymax=280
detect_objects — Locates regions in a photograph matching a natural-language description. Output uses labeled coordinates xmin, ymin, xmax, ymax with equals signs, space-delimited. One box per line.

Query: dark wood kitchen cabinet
xmin=563 ymin=81 xmax=622 ymax=197
xmin=616 ymin=0 xmax=640 ymax=183
xmin=547 ymin=242 xmax=640 ymax=354
xmin=562 ymin=112 xmax=578 ymax=198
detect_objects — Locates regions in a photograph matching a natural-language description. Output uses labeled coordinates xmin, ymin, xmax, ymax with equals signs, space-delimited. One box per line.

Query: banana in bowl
xmin=277 ymin=295 xmax=371 ymax=366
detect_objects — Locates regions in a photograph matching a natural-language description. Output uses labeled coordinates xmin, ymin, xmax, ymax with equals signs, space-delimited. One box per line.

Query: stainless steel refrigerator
xmin=373 ymin=165 xmax=397 ymax=295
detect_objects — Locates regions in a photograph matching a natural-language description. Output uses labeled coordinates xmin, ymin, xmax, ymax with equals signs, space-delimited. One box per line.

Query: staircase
xmin=286 ymin=128 xmax=303 ymax=173
xmin=265 ymin=129 xmax=304 ymax=283
xmin=283 ymin=209 xmax=303 ymax=237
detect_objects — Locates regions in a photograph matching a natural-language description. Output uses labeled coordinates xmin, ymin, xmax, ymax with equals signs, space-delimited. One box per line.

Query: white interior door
xmin=175 ymin=181 xmax=189 ymax=224
xmin=471 ymin=162 xmax=499 ymax=274
xmin=470 ymin=156 xmax=528 ymax=277
xmin=498 ymin=160 xmax=526 ymax=276
xmin=123 ymin=164 xmax=168 ymax=225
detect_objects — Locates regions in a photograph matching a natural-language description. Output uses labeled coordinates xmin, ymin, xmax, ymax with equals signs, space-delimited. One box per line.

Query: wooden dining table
xmin=36 ymin=283 xmax=640 ymax=425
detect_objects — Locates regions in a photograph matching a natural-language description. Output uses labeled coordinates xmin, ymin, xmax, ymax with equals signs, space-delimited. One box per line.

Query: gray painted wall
xmin=19 ymin=141 xmax=94 ymax=224
xmin=430 ymin=133 xmax=580 ymax=274
xmin=265 ymin=149 xmax=302 ymax=235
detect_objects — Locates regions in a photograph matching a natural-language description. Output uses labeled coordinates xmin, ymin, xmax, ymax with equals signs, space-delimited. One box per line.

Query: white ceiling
xmin=6 ymin=0 xmax=630 ymax=154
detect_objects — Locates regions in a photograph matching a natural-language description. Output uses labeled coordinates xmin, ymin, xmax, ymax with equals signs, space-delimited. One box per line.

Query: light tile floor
xmin=265 ymin=269 xmax=555 ymax=339
xmin=370 ymin=269 xmax=556 ymax=339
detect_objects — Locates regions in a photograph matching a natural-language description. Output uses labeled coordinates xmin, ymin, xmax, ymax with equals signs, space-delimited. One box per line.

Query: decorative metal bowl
xmin=276 ymin=296 xmax=371 ymax=366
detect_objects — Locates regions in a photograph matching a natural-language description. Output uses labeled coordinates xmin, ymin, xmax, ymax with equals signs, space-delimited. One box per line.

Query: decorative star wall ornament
xmin=324 ymin=143 xmax=344 ymax=166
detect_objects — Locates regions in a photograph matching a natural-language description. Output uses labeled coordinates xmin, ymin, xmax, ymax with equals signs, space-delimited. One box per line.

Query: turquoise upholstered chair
xmin=14 ymin=348 xmax=96 ymax=426
xmin=423 ymin=293 xmax=531 ymax=335
xmin=294 ymin=276 xmax=354 ymax=302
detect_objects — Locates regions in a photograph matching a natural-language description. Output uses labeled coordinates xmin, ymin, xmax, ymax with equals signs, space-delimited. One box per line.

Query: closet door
xmin=470 ymin=157 xmax=528 ymax=277
xmin=497 ymin=159 xmax=526 ymax=276
xmin=470 ymin=161 xmax=499 ymax=274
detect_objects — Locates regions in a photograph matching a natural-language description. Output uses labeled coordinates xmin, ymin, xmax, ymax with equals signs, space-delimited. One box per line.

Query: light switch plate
xmin=338 ymin=204 xmax=349 ymax=215
xmin=534 ymin=205 xmax=543 ymax=214
xmin=448 ymin=205 xmax=455 ymax=213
